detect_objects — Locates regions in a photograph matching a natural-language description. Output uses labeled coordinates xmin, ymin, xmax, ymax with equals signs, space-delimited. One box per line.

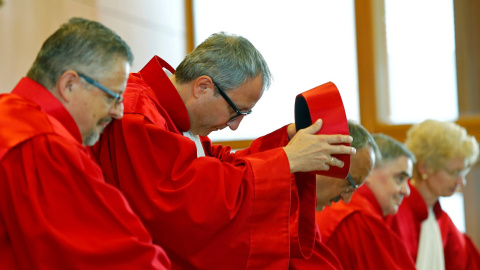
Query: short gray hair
xmin=27 ymin=17 xmax=133 ymax=90
xmin=348 ymin=120 xmax=381 ymax=161
xmin=175 ymin=32 xmax=272 ymax=92
xmin=373 ymin=133 xmax=416 ymax=166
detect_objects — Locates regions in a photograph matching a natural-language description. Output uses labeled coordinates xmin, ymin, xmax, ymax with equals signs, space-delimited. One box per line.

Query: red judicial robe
xmin=316 ymin=185 xmax=416 ymax=270
xmin=0 ymin=78 xmax=170 ymax=269
xmin=289 ymin=226 xmax=343 ymax=269
xmin=387 ymin=182 xmax=480 ymax=270
xmin=93 ymin=56 xmax=317 ymax=269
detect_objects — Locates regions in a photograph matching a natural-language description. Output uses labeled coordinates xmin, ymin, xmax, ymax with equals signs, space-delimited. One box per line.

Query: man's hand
xmin=287 ymin=123 xmax=296 ymax=140
xmin=283 ymin=119 xmax=356 ymax=173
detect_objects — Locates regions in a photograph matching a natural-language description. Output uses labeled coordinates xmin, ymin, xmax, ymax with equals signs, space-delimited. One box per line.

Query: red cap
xmin=294 ymin=81 xmax=350 ymax=178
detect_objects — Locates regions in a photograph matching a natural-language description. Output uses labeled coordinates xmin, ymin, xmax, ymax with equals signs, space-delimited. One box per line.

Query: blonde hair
xmin=405 ymin=119 xmax=479 ymax=172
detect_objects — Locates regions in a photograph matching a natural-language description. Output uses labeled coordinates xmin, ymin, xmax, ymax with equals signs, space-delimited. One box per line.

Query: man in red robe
xmin=316 ymin=134 xmax=417 ymax=269
xmin=290 ymin=121 xmax=379 ymax=269
xmin=0 ymin=18 xmax=170 ymax=269
xmin=387 ymin=119 xmax=480 ymax=270
xmin=93 ymin=32 xmax=356 ymax=269
xmin=315 ymin=121 xmax=379 ymax=211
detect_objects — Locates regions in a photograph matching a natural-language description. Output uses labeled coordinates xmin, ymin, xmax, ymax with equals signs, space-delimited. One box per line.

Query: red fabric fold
xmin=0 ymin=80 xmax=170 ymax=269
xmin=93 ymin=56 xmax=318 ymax=269
xmin=316 ymin=185 xmax=416 ymax=270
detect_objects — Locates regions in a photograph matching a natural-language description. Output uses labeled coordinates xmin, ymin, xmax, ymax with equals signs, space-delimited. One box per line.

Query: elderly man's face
xmin=69 ymin=59 xmax=130 ymax=146
xmin=188 ymin=75 xmax=263 ymax=136
xmin=366 ymin=155 xmax=413 ymax=216
xmin=316 ymin=146 xmax=376 ymax=211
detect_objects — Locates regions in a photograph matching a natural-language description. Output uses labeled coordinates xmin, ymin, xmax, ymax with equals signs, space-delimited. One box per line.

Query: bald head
xmin=316 ymin=121 xmax=378 ymax=210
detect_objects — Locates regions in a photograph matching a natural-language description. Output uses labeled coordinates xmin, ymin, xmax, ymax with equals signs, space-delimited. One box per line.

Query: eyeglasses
xmin=442 ymin=167 xmax=470 ymax=178
xmin=345 ymin=174 xmax=359 ymax=192
xmin=212 ymin=80 xmax=252 ymax=122
xmin=78 ymin=73 xmax=123 ymax=106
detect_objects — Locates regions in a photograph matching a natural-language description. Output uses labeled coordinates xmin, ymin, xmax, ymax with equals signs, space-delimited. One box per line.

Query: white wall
xmin=0 ymin=0 xmax=186 ymax=93
xmin=97 ymin=0 xmax=186 ymax=72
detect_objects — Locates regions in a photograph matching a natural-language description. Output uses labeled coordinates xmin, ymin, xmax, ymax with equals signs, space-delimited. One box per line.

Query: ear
xmin=192 ymin=75 xmax=214 ymax=99
xmin=56 ymin=70 xmax=78 ymax=103
xmin=417 ymin=161 xmax=432 ymax=176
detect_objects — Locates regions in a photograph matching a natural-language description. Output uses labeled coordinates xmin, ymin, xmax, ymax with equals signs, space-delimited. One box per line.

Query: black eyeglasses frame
xmin=78 ymin=72 xmax=123 ymax=106
xmin=212 ymin=80 xmax=252 ymax=122
xmin=346 ymin=174 xmax=359 ymax=192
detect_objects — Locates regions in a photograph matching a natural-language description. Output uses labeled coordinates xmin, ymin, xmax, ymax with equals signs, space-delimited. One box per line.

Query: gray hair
xmin=348 ymin=120 xmax=381 ymax=162
xmin=27 ymin=17 xmax=133 ymax=90
xmin=373 ymin=133 xmax=416 ymax=166
xmin=175 ymin=32 xmax=272 ymax=92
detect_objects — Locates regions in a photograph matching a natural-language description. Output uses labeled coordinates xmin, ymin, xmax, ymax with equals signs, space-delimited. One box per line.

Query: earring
xmin=421 ymin=174 xmax=428 ymax=180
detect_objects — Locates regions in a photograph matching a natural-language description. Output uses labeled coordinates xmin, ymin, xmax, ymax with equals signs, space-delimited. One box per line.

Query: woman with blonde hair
xmin=388 ymin=119 xmax=480 ymax=270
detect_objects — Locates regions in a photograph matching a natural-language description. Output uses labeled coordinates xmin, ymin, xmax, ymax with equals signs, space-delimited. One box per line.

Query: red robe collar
xmin=11 ymin=77 xmax=82 ymax=143
xmin=135 ymin=56 xmax=190 ymax=132
xmin=355 ymin=185 xmax=385 ymax=220
xmin=318 ymin=185 xmax=384 ymax=243
xmin=405 ymin=181 xmax=444 ymax=222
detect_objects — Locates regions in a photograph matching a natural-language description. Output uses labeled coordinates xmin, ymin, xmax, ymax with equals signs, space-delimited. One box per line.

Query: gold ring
xmin=330 ymin=157 xmax=334 ymax=164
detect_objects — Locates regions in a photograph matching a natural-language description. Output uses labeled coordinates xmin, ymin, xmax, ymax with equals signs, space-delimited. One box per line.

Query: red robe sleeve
xmin=203 ymin=125 xmax=317 ymax=261
xmin=96 ymin=114 xmax=316 ymax=269
xmin=0 ymin=135 xmax=170 ymax=269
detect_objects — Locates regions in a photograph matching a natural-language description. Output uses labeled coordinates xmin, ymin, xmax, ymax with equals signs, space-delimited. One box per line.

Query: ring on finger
xmin=330 ymin=157 xmax=334 ymax=164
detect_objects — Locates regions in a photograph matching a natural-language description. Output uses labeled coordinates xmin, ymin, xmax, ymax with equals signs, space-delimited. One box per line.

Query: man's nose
xmin=227 ymin=115 xmax=244 ymax=130
xmin=400 ymin=181 xmax=410 ymax=196
xmin=110 ymin=102 xmax=124 ymax=119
